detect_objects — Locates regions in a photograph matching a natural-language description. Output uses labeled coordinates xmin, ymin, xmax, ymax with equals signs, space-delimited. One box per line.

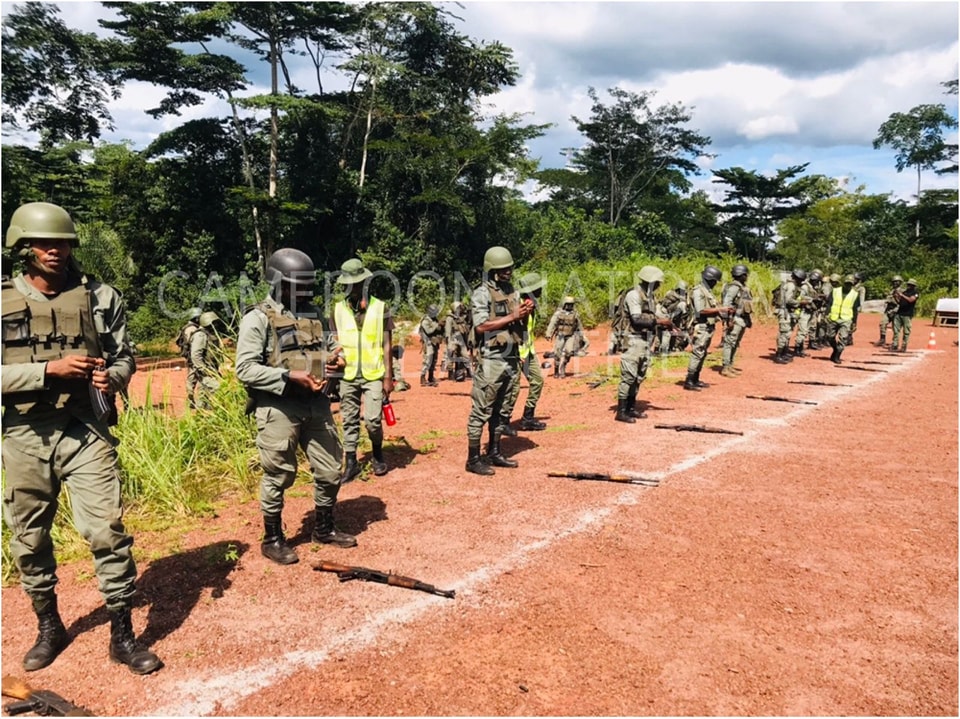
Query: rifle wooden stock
xmin=654 ymin=424 xmax=743 ymax=436
xmin=787 ymin=380 xmax=853 ymax=387
xmin=746 ymin=395 xmax=818 ymax=405
xmin=2 ymin=675 xmax=91 ymax=717
xmin=313 ymin=561 xmax=455 ymax=599
xmin=548 ymin=471 xmax=659 ymax=486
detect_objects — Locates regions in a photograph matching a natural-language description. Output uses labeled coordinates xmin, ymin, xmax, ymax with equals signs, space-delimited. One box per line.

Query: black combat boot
xmin=793 ymin=344 xmax=807 ymax=357
xmin=261 ymin=517 xmax=298 ymax=564
xmin=683 ymin=372 xmax=701 ymax=391
xmin=370 ymin=439 xmax=388 ymax=477
xmin=108 ymin=606 xmax=162 ymax=675
xmin=498 ymin=419 xmax=517 ymax=437
xmin=519 ymin=407 xmax=546 ymax=431
xmin=486 ymin=433 xmax=518 ymax=468
xmin=773 ymin=348 xmax=791 ymax=364
xmin=614 ymin=398 xmax=636 ymax=423
xmin=830 ymin=347 xmax=843 ymax=364
xmin=427 ymin=370 xmax=438 ymax=387
xmin=420 ymin=374 xmax=428 ymax=386
xmin=340 ymin=452 xmax=361 ymax=484
xmin=466 ymin=444 xmax=495 ymax=475
xmin=23 ymin=595 xmax=69 ymax=672
xmin=625 ymin=391 xmax=645 ymax=419
xmin=312 ymin=506 xmax=357 ymax=547
xmin=693 ymin=370 xmax=709 ymax=389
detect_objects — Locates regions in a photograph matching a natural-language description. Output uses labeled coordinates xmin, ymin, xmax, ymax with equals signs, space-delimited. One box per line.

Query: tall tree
xmin=563 ymin=86 xmax=712 ymax=228
xmin=872 ymin=102 xmax=958 ymax=238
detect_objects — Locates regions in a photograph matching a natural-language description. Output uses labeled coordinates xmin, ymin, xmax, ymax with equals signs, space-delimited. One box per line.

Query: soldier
xmin=655 ymin=280 xmax=689 ymax=355
xmin=331 ymin=258 xmax=394 ymax=481
xmin=615 ymin=265 xmax=674 ymax=422
xmin=545 ymin=295 xmax=584 ymax=378
xmin=418 ymin=304 xmax=443 ymax=386
xmin=825 ymin=274 xmax=861 ymax=364
xmin=807 ymin=270 xmax=825 ymax=350
xmin=891 ymin=278 xmax=920 ymax=352
xmin=876 ymin=275 xmax=904 ymax=347
xmin=390 ymin=345 xmax=411 ymax=391
xmin=236 ymin=248 xmax=355 ymax=564
xmin=175 ymin=307 xmax=202 ymax=408
xmin=444 ymin=301 xmax=472 ymax=381
xmin=773 ymin=268 xmax=806 ymax=364
xmin=500 ymin=272 xmax=548 ymax=433
xmin=2 ymin=202 xmax=162 ymax=674
xmin=189 ymin=310 xmax=222 ymax=409
xmin=793 ymin=271 xmax=817 ymax=357
xmin=464 ymin=246 xmax=532 ymax=475
xmin=683 ymin=265 xmax=731 ymax=391
xmin=719 ymin=263 xmax=753 ymax=378
xmin=849 ymin=271 xmax=867 ymax=346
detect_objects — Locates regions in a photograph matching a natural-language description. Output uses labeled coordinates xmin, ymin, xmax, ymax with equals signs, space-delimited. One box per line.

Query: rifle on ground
xmin=746 ymin=395 xmax=818 ymax=405
xmin=834 ymin=365 xmax=886 ymax=373
xmin=313 ymin=561 xmax=455 ymax=599
xmin=654 ymin=424 xmax=743 ymax=436
xmin=2 ymin=676 xmax=91 ymax=717
xmin=788 ymin=380 xmax=853 ymax=387
xmin=548 ymin=471 xmax=659 ymax=487
xmin=849 ymin=360 xmax=901 ymax=366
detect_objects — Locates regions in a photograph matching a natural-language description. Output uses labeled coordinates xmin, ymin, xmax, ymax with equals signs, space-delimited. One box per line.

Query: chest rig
xmin=482 ymin=281 xmax=523 ymax=349
xmin=259 ymin=303 xmax=329 ymax=378
xmin=554 ymin=310 xmax=578 ymax=336
xmin=1 ymin=276 xmax=102 ymax=412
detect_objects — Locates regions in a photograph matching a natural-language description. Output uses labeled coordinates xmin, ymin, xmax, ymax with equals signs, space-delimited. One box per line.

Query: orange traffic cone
xmin=927 ymin=331 xmax=937 ymax=350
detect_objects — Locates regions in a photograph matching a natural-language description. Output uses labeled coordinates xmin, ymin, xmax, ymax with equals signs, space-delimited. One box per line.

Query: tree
xmin=561 ymin=86 xmax=712 ymax=228
xmin=872 ymin=102 xmax=958 ymax=238
xmin=711 ymin=165 xmax=823 ymax=261
xmin=1 ymin=2 xmax=121 ymax=145
xmin=936 ymin=79 xmax=958 ymax=176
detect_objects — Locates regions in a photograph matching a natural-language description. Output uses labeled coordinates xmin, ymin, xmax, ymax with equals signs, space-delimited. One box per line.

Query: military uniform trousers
xmin=501 ymin=354 xmax=544 ymax=422
xmin=2 ymin=419 xmax=136 ymax=609
xmin=828 ymin=319 xmax=853 ymax=350
xmin=553 ymin=334 xmax=578 ymax=361
xmin=795 ymin=311 xmax=816 ymax=346
xmin=617 ymin=334 xmax=651 ymax=400
xmin=254 ymin=401 xmax=342 ymax=516
xmin=339 ymin=377 xmax=384 ymax=453
xmin=185 ymin=366 xmax=199 ymax=408
xmin=891 ymin=315 xmax=913 ymax=350
xmin=879 ymin=310 xmax=896 ymax=341
xmin=721 ymin=316 xmax=748 ymax=367
xmin=467 ymin=357 xmax=518 ymax=443
xmin=776 ymin=312 xmax=800 ymax=350
xmin=420 ymin=342 xmax=440 ymax=376
xmin=686 ymin=322 xmax=715 ymax=374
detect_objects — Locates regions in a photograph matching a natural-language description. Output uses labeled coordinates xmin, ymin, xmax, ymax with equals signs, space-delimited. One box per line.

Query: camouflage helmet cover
xmin=637 ymin=265 xmax=664 ymax=284
xmin=483 ymin=246 xmax=514 ymax=273
xmin=5 ymin=202 xmax=78 ymax=249
xmin=808 ymin=270 xmax=823 ymax=282
xmin=426 ymin=304 xmax=439 ymax=319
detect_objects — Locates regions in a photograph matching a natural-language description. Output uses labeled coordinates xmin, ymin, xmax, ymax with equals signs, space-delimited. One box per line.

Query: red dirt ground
xmin=2 ymin=316 xmax=957 ymax=716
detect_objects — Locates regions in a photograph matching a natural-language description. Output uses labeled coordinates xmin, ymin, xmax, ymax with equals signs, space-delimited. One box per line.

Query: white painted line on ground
xmin=147 ymin=351 xmax=926 ymax=716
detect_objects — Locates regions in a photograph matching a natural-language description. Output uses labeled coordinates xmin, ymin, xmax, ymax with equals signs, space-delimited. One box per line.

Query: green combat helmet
xmin=637 ymin=265 xmax=665 ymax=285
xmin=517 ymin=271 xmax=546 ymax=295
xmin=199 ymin=311 xmax=220 ymax=328
xmin=829 ymin=273 xmax=842 ymax=285
xmin=843 ymin=274 xmax=856 ymax=285
xmin=562 ymin=295 xmax=576 ymax=308
xmin=5 ymin=202 xmax=78 ymax=249
xmin=892 ymin=275 xmax=903 ymax=283
xmin=483 ymin=246 xmax=514 ymax=274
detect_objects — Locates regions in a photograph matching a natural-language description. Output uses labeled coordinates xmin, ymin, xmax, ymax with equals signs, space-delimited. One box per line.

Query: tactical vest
xmin=627 ymin=287 xmax=657 ymax=335
xmin=723 ymin=281 xmax=754 ymax=318
xmin=829 ymin=288 xmax=858 ymax=322
xmin=1 ymin=276 xmax=102 ymax=413
xmin=334 ymin=297 xmax=385 ymax=381
xmin=481 ymin=281 xmax=523 ymax=349
xmin=693 ymin=284 xmax=719 ymax=326
xmin=554 ymin=310 xmax=577 ymax=337
xmin=449 ymin=312 xmax=470 ymax=337
xmin=259 ymin=303 xmax=330 ymax=378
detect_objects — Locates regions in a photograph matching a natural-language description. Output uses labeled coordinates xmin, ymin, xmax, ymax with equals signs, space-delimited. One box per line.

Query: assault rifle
xmin=849 ymin=360 xmax=901 ymax=366
xmin=654 ymin=423 xmax=743 ymax=436
xmin=788 ymin=380 xmax=853 ymax=387
xmin=313 ymin=561 xmax=455 ymax=599
xmin=835 ymin=365 xmax=886 ymax=373
xmin=746 ymin=395 xmax=818 ymax=405
xmin=2 ymin=675 xmax=91 ymax=717
xmin=548 ymin=471 xmax=659 ymax=487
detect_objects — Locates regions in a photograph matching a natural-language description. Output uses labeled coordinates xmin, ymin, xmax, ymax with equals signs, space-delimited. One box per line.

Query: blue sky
xmin=3 ymin=1 xmax=958 ymax=204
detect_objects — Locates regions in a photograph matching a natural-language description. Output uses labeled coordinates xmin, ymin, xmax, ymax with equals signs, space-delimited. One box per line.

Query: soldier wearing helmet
xmin=615 ymin=265 xmax=674 ymax=422
xmin=188 ymin=311 xmax=223 ymax=409
xmin=655 ymin=280 xmax=689 ymax=356
xmin=773 ymin=269 xmax=807 ymax=364
xmin=236 ymin=248 xmax=356 ymax=564
xmin=877 ymin=274 xmax=904 ymax=347
xmin=2 ymin=202 xmax=162 ymax=674
xmin=443 ymin=300 xmax=473 ymax=381
xmin=806 ymin=270 xmax=827 ymax=350
xmin=824 ymin=274 xmax=861 ymax=363
xmin=331 ymin=257 xmax=394 ymax=482
xmin=683 ymin=265 xmax=732 ymax=390
xmin=175 ymin=307 xmax=203 ymax=407
xmin=718 ymin=264 xmax=753 ymax=377
xmin=500 ymin=271 xmax=548 ymax=433
xmin=792 ymin=269 xmax=819 ymax=358
xmin=890 ymin=278 xmax=919 ymax=352
xmin=546 ymin=294 xmax=585 ymax=378
xmin=464 ymin=246 xmax=532 ymax=475
xmin=418 ymin=303 xmax=444 ymax=387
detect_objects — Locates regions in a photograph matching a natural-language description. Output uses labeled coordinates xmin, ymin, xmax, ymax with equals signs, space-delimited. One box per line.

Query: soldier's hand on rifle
xmin=45 ymin=355 xmax=102 ymax=381
xmin=516 ymin=299 xmax=534 ymax=320
xmin=288 ymin=370 xmax=326 ymax=393
xmin=90 ymin=362 xmax=112 ymax=393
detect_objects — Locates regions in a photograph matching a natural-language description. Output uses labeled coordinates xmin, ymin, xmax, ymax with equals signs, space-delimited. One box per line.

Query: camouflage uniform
xmin=774 ymin=273 xmax=803 ymax=363
xmin=793 ymin=278 xmax=817 ymax=356
xmin=418 ymin=309 xmax=443 ymax=385
xmin=825 ymin=277 xmax=861 ymax=363
xmin=545 ymin=300 xmax=583 ymax=377
xmin=655 ymin=284 xmax=688 ymax=354
xmin=615 ymin=267 xmax=665 ymax=422
xmin=189 ymin=319 xmax=221 ymax=409
xmin=877 ymin=276 xmax=903 ymax=346
xmin=720 ymin=274 xmax=753 ymax=376
xmin=444 ymin=303 xmax=472 ymax=381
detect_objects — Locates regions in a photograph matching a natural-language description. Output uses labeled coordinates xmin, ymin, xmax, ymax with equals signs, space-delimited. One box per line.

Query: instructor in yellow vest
xmin=332 ymin=258 xmax=394 ymax=481
xmin=825 ymin=274 xmax=860 ymax=364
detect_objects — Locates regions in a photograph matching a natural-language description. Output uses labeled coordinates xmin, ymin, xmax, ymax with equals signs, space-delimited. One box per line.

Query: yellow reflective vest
xmin=519 ymin=312 xmax=536 ymax=360
xmin=829 ymin=287 xmax=858 ymax=322
xmin=334 ymin=297 xmax=385 ymax=381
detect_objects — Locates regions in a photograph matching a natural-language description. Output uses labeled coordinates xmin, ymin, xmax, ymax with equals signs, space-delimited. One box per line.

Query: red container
xmin=382 ymin=398 xmax=397 ymax=426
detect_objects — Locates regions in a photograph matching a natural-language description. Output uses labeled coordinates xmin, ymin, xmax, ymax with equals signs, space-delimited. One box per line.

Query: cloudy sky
xmin=4 ymin=1 xmax=958 ymax=203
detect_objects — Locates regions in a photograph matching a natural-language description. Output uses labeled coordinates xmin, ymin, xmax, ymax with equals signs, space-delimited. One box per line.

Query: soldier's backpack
xmin=609 ymin=288 xmax=631 ymax=354
xmin=175 ymin=322 xmax=199 ymax=359
xmin=771 ymin=282 xmax=784 ymax=309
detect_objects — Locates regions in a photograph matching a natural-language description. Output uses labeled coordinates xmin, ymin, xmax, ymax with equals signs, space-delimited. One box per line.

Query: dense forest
xmin=2 ymin=2 xmax=957 ymax=345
